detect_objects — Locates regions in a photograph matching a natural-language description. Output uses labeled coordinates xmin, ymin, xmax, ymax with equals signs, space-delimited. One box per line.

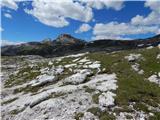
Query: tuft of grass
xmin=53 ymin=93 xmax=66 ymax=98
xmin=74 ymin=112 xmax=84 ymax=120
xmin=149 ymin=112 xmax=160 ymax=120
xmin=10 ymin=108 xmax=25 ymax=115
xmin=92 ymin=93 xmax=101 ymax=104
xmin=87 ymin=107 xmax=115 ymax=120
xmin=83 ymin=86 xmax=95 ymax=93
xmin=114 ymin=106 xmax=134 ymax=114
xmin=5 ymin=66 xmax=41 ymax=88
xmin=99 ymin=112 xmax=115 ymax=120
xmin=54 ymin=57 xmax=75 ymax=66
xmin=133 ymin=103 xmax=149 ymax=113
xmin=87 ymin=107 xmax=101 ymax=116
xmin=1 ymin=97 xmax=18 ymax=105
xmin=13 ymin=85 xmax=43 ymax=94
xmin=126 ymin=114 xmax=133 ymax=119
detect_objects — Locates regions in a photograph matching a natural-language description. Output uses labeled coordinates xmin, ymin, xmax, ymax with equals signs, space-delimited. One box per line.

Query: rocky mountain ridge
xmin=1 ymin=34 xmax=160 ymax=57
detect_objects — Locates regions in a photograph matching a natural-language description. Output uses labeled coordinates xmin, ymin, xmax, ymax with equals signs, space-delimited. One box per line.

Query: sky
xmin=0 ymin=0 xmax=160 ymax=45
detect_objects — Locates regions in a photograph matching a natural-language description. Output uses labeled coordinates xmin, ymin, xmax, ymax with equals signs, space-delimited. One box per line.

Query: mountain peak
xmin=57 ymin=34 xmax=73 ymax=39
xmin=56 ymin=34 xmax=84 ymax=45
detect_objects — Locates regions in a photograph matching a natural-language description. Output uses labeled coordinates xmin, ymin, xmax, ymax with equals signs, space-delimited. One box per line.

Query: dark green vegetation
xmin=10 ymin=108 xmax=25 ymax=115
xmin=74 ymin=112 xmax=84 ymax=120
xmin=1 ymin=97 xmax=18 ymax=105
xmin=83 ymin=85 xmax=95 ymax=93
xmin=149 ymin=112 xmax=160 ymax=120
xmin=92 ymin=93 xmax=101 ymax=104
xmin=88 ymin=47 xmax=160 ymax=119
xmin=87 ymin=107 xmax=115 ymax=120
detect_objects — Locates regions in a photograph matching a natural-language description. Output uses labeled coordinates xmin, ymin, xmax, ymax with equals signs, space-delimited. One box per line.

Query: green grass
xmin=114 ymin=106 xmax=134 ymax=114
xmin=4 ymin=66 xmax=41 ymax=88
xmin=74 ymin=112 xmax=84 ymax=120
xmin=138 ymin=48 xmax=160 ymax=77
xmin=53 ymin=92 xmax=66 ymax=98
xmin=10 ymin=108 xmax=25 ymax=115
xmin=126 ymin=114 xmax=133 ymax=119
xmin=87 ymin=107 xmax=101 ymax=116
xmin=87 ymin=107 xmax=115 ymax=120
xmin=53 ymin=57 xmax=75 ymax=66
xmin=13 ymin=85 xmax=44 ymax=94
xmin=149 ymin=112 xmax=160 ymax=120
xmin=133 ymin=103 xmax=149 ymax=113
xmin=92 ymin=93 xmax=101 ymax=104
xmin=1 ymin=97 xmax=18 ymax=105
xmin=87 ymin=47 xmax=160 ymax=115
xmin=83 ymin=85 xmax=95 ymax=93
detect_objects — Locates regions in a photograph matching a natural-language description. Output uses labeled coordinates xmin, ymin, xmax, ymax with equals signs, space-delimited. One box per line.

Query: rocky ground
xmin=1 ymin=46 xmax=160 ymax=120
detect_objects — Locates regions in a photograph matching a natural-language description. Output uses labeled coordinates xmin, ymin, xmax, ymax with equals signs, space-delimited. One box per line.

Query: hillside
xmin=1 ymin=45 xmax=160 ymax=120
xmin=1 ymin=34 xmax=160 ymax=57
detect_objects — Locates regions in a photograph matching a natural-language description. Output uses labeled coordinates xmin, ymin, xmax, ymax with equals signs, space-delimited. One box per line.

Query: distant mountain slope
xmin=85 ymin=34 xmax=160 ymax=52
xmin=1 ymin=34 xmax=160 ymax=57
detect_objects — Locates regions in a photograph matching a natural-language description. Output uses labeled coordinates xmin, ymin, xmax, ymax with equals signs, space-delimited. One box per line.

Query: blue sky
xmin=1 ymin=0 xmax=160 ymax=45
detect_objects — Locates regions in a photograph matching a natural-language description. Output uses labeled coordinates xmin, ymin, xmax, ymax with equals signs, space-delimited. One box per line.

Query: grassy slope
xmin=87 ymin=47 xmax=160 ymax=119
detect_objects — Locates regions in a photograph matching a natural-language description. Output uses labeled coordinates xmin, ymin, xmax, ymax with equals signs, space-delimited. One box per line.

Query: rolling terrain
xmin=1 ymin=45 xmax=160 ymax=120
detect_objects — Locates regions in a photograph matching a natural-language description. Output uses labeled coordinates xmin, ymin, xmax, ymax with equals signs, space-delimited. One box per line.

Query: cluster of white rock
xmin=1 ymin=53 xmax=119 ymax=120
xmin=40 ymin=65 xmax=64 ymax=75
xmin=30 ymin=74 xmax=57 ymax=87
xmin=148 ymin=73 xmax=160 ymax=86
xmin=125 ymin=53 xmax=145 ymax=75
xmin=98 ymin=92 xmax=116 ymax=110
xmin=146 ymin=46 xmax=154 ymax=49
xmin=131 ymin=63 xmax=144 ymax=75
xmin=64 ymin=69 xmax=92 ymax=84
xmin=157 ymin=54 xmax=160 ymax=59
xmin=125 ymin=53 xmax=143 ymax=62
xmin=117 ymin=111 xmax=148 ymax=120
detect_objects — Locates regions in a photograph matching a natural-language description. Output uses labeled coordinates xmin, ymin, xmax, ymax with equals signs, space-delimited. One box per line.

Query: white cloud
xmin=145 ymin=0 xmax=160 ymax=13
xmin=25 ymin=0 xmax=93 ymax=28
xmin=1 ymin=40 xmax=24 ymax=46
xmin=93 ymin=22 xmax=159 ymax=40
xmin=0 ymin=0 xmax=18 ymax=10
xmin=131 ymin=1 xmax=160 ymax=25
xmin=4 ymin=13 xmax=12 ymax=19
xmin=0 ymin=27 xmax=4 ymax=32
xmin=131 ymin=12 xmax=160 ymax=26
xmin=24 ymin=0 xmax=124 ymax=28
xmin=92 ymin=34 xmax=131 ymax=40
xmin=85 ymin=0 xmax=124 ymax=11
xmin=75 ymin=23 xmax=91 ymax=33
xmin=93 ymin=1 xmax=160 ymax=40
